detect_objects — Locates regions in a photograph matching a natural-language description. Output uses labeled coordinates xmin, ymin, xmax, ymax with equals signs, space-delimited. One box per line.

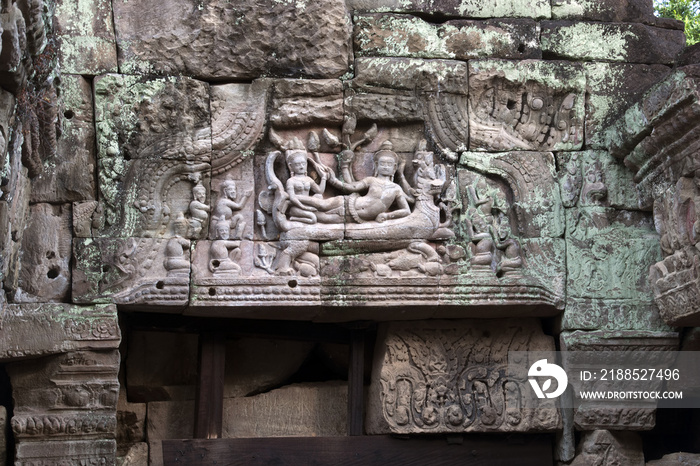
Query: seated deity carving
xmin=164 ymin=213 xmax=190 ymax=277
xmin=209 ymin=216 xmax=242 ymax=275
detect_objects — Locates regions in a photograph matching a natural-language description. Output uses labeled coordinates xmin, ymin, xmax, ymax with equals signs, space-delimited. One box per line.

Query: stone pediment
xmin=69 ymin=61 xmax=581 ymax=318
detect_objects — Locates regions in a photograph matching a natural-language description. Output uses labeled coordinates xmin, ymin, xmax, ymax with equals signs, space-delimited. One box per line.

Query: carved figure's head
xmin=220 ymin=179 xmax=237 ymax=199
xmin=172 ymin=212 xmax=188 ymax=236
xmin=286 ymin=150 xmax=308 ymax=176
xmin=215 ymin=216 xmax=231 ymax=240
xmin=373 ymin=140 xmax=399 ymax=177
xmin=192 ymin=182 xmax=206 ymax=203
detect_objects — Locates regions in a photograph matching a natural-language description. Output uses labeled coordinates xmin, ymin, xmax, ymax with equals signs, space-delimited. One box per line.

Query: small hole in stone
xmin=482 ymin=331 xmax=491 ymax=338
xmin=208 ymin=287 xmax=216 ymax=296
xmin=506 ymin=99 xmax=517 ymax=110
xmin=288 ymin=279 xmax=298 ymax=288
xmin=211 ymin=260 xmax=220 ymax=268
xmin=47 ymin=268 xmax=60 ymax=279
xmin=102 ymin=264 xmax=110 ymax=273
xmin=46 ymin=251 xmax=56 ymax=259
xmin=156 ymin=280 xmax=164 ymax=289
xmin=496 ymin=270 xmax=504 ymax=279
xmin=63 ymin=110 xmax=74 ymax=120
xmin=517 ymin=43 xmax=526 ymax=53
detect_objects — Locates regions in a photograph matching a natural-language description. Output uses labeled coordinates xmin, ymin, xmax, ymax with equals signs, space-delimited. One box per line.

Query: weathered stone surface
xmin=0 ymin=4 xmax=28 ymax=92
xmin=352 ymin=57 xmax=468 ymax=94
xmin=347 ymin=0 xmax=552 ymax=19
xmin=541 ymin=21 xmax=685 ymax=64
xmin=54 ymin=0 xmax=118 ymax=75
xmin=72 ymin=237 xmax=190 ymax=307
xmin=571 ymin=430 xmax=644 ymax=466
xmin=147 ymin=400 xmax=194 ymax=466
xmin=679 ymin=43 xmax=700 ymax=66
xmin=31 ymin=74 xmax=96 ymax=203
xmin=367 ymin=319 xmax=560 ymax=434
xmin=584 ymin=63 xmax=670 ymax=149
xmin=647 ymin=452 xmax=700 ymax=466
xmin=224 ymin=381 xmax=347 ymax=437
xmin=270 ymin=79 xmax=343 ymax=128
xmin=0 ymin=405 xmax=6 ymax=466
xmin=114 ymin=0 xmax=352 ymax=80
xmin=561 ymin=330 xmax=679 ymax=431
xmin=0 ymin=304 xmax=119 ymax=361
xmin=94 ymin=74 xmax=212 ymax=239
xmin=116 ymin=389 xmax=146 ymax=456
xmin=15 ymin=439 xmax=117 ymax=466
xmin=469 ymin=60 xmax=585 ymax=152
xmin=551 ymin=0 xmax=654 ymax=22
xmin=15 ymin=203 xmax=71 ymax=303
xmin=117 ymin=442 xmax=148 ymax=466
xmin=460 ymin=151 xmax=564 ymax=238
xmin=354 ymin=15 xmax=540 ymax=60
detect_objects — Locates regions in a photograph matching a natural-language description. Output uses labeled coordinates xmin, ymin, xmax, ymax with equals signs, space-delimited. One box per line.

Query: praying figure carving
xmin=210 ymin=178 xmax=251 ymax=240
xmin=209 ymin=216 xmax=242 ymax=275
xmin=188 ymin=180 xmax=210 ymax=237
xmin=164 ymin=213 xmax=190 ymax=277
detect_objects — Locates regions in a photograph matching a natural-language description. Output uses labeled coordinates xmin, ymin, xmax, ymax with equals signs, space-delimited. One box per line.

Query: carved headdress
xmin=284 ymin=137 xmax=308 ymax=165
xmin=373 ymin=140 xmax=399 ymax=176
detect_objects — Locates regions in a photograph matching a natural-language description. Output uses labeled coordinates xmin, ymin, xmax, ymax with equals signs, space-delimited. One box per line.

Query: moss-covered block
xmin=55 ymin=0 xmax=118 ymax=75
xmin=541 ymin=21 xmax=685 ymax=64
xmin=354 ymin=14 xmax=540 ymax=60
xmin=348 ymin=0 xmax=551 ymax=19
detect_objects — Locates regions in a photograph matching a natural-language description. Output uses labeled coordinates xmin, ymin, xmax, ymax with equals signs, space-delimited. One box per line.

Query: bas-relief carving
xmin=570 ymin=430 xmax=645 ymax=466
xmin=367 ymin=320 xmax=560 ymax=434
xmin=468 ymin=60 xmax=585 ymax=152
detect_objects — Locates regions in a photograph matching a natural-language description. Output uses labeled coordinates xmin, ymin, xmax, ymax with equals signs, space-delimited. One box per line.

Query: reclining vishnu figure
xmin=281 ymin=139 xmax=411 ymax=224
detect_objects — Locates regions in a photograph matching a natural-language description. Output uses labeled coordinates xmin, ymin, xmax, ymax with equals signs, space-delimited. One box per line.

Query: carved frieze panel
xmin=556 ymin=150 xmax=640 ymax=210
xmin=561 ymin=330 xmax=678 ymax=431
xmin=0 ymin=304 xmax=119 ymax=361
xmin=93 ymin=74 xmax=212 ymax=239
xmin=367 ymin=319 xmax=560 ymax=434
xmin=468 ymin=60 xmax=585 ymax=152
xmin=72 ymin=238 xmax=189 ymax=308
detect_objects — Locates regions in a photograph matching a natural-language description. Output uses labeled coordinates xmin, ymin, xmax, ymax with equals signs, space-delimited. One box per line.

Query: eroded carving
xmin=367 ymin=320 xmax=560 ymax=434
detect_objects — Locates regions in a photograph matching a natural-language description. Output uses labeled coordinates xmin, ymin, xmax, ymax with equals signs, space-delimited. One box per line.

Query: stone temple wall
xmin=1 ymin=0 xmax=699 ymax=464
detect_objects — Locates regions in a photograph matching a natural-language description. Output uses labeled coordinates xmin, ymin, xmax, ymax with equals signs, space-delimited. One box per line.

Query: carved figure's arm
xmin=376 ymin=192 xmax=411 ymax=222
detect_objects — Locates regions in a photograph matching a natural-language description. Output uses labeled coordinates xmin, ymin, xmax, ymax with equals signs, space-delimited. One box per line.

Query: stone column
xmin=0 ymin=304 xmax=120 ymax=465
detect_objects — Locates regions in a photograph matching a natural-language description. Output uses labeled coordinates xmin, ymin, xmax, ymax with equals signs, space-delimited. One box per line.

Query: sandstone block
xmin=31 ymin=75 xmax=96 ymax=203
xmin=571 ymin=430 xmax=644 ymax=465
xmin=15 ymin=203 xmax=71 ymax=303
xmin=352 ymin=57 xmax=468 ymax=94
xmin=147 ymin=400 xmax=194 ymax=466
xmin=0 ymin=304 xmax=119 ymax=361
xmin=468 ymin=59 xmax=585 ymax=152
xmin=114 ymin=0 xmax=352 ymax=80
xmin=347 ymin=0 xmax=551 ymax=19
xmin=541 ymin=21 xmax=685 ymax=64
xmin=584 ymin=63 xmax=671 ymax=149
xmin=367 ymin=319 xmax=560 ymax=434
xmin=93 ymin=74 xmax=212 ymax=239
xmin=55 ymin=0 xmax=118 ymax=74
xmin=117 ymin=389 xmax=146 ymax=456
xmin=354 ymin=15 xmax=540 ymax=60
xmin=551 ymin=0 xmax=654 ymax=22
xmin=270 ymin=79 xmax=343 ymax=128
xmin=647 ymin=452 xmax=700 ymax=466
xmin=224 ymin=382 xmax=347 ymax=437
xmin=117 ymin=442 xmax=148 ymax=466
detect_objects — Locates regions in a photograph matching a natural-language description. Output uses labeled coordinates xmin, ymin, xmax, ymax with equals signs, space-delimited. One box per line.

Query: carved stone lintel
xmin=367 ymin=319 xmax=560 ymax=434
